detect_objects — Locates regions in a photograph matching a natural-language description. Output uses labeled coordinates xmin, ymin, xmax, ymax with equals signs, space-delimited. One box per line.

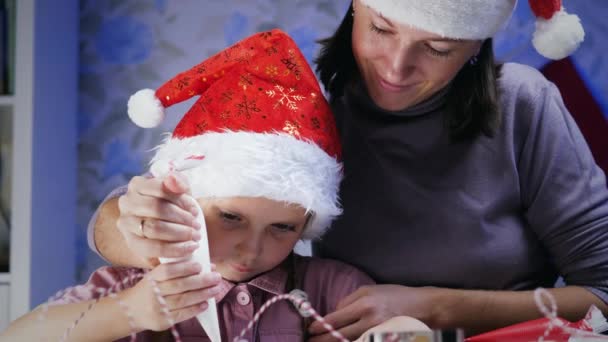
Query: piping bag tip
xmin=198 ymin=297 xmax=222 ymax=342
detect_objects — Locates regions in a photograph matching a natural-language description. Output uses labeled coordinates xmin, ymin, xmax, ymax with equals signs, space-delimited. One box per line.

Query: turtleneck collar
xmin=345 ymin=79 xmax=451 ymax=118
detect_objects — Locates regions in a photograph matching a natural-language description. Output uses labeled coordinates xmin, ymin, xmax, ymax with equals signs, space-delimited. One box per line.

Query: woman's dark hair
xmin=315 ymin=5 xmax=502 ymax=141
xmin=445 ymin=39 xmax=502 ymax=140
xmin=315 ymin=5 xmax=356 ymax=100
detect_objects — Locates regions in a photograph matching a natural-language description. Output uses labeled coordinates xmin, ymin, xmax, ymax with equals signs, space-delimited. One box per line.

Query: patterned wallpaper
xmin=77 ymin=0 xmax=608 ymax=280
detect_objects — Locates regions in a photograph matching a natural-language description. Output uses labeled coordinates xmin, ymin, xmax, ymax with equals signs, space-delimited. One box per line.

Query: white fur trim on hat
xmin=532 ymin=9 xmax=584 ymax=60
xmin=359 ymin=0 xmax=517 ymax=40
xmin=128 ymin=88 xmax=166 ymax=128
xmin=149 ymin=131 xmax=343 ymax=239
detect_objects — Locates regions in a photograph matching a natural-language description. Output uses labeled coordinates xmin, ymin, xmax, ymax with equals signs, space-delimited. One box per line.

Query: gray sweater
xmin=313 ymin=63 xmax=608 ymax=303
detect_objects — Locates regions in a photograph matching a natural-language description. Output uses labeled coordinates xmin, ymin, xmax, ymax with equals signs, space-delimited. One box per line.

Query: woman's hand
xmin=308 ymin=285 xmax=443 ymax=342
xmin=121 ymin=260 xmax=223 ymax=331
xmin=116 ymin=172 xmax=202 ymax=264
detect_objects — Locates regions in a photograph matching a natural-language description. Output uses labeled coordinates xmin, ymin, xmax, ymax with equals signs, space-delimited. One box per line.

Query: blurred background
xmin=0 ymin=0 xmax=606 ymax=326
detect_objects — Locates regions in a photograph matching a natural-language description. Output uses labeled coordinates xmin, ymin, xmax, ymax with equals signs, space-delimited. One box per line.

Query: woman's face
xmin=198 ymin=197 xmax=308 ymax=282
xmin=351 ymin=0 xmax=482 ymax=111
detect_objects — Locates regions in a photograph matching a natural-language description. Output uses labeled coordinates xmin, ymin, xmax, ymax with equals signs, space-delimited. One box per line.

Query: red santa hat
xmin=127 ymin=29 xmax=342 ymax=239
xmin=359 ymin=0 xmax=584 ymax=59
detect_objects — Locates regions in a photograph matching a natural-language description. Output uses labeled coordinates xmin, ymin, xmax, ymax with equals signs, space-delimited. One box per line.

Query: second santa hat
xmin=359 ymin=0 xmax=584 ymax=60
xmin=127 ymin=29 xmax=342 ymax=239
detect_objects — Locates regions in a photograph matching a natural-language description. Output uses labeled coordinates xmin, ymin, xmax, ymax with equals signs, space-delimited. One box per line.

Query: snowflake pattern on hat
xmin=127 ymin=29 xmax=343 ymax=240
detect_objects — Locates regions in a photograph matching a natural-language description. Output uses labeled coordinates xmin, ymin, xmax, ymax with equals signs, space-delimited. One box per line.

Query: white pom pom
xmin=532 ymin=10 xmax=585 ymax=60
xmin=127 ymin=88 xmax=166 ymax=128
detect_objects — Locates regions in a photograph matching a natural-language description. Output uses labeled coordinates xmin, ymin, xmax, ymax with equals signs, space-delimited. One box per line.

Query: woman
xmin=88 ymin=1 xmax=608 ymax=340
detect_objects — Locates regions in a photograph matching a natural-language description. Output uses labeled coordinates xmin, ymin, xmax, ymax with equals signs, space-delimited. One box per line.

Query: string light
xmin=41 ymin=281 xmax=608 ymax=342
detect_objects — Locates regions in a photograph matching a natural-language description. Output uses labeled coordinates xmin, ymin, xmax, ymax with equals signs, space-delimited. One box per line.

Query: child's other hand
xmin=308 ymin=285 xmax=440 ymax=342
xmin=117 ymin=172 xmax=202 ymax=265
xmin=121 ymin=260 xmax=223 ymax=331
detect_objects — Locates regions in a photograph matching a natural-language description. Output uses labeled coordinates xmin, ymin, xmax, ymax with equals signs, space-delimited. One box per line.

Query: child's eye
xmin=271 ymin=223 xmax=296 ymax=233
xmin=369 ymin=23 xmax=389 ymax=35
xmin=220 ymin=211 xmax=241 ymax=222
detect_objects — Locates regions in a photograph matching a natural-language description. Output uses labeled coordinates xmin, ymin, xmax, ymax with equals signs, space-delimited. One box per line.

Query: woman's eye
xmin=425 ymin=44 xmax=452 ymax=58
xmin=369 ymin=23 xmax=389 ymax=35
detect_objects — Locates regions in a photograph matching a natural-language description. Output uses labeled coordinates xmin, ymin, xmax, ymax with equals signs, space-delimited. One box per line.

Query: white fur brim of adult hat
xmin=532 ymin=9 xmax=585 ymax=60
xmin=149 ymin=131 xmax=343 ymax=239
xmin=128 ymin=88 xmax=166 ymax=128
xmin=359 ymin=0 xmax=517 ymax=40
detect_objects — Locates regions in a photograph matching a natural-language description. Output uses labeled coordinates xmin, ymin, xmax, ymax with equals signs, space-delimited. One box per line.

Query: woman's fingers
xmin=142 ymin=218 xmax=201 ymax=241
xmin=118 ymin=195 xmax=197 ymax=228
xmin=120 ymin=174 xmax=200 ymax=226
xmin=162 ymin=172 xmax=192 ymax=197
xmin=130 ymin=175 xmax=194 ymax=210
xmin=115 ymin=173 xmax=205 ymax=261
xmin=119 ymin=215 xmax=200 ymax=242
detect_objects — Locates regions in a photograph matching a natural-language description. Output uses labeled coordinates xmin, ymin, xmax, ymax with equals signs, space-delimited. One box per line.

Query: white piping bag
xmin=159 ymin=195 xmax=221 ymax=342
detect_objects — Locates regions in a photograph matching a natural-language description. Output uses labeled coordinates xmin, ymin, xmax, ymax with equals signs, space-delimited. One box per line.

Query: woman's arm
xmin=309 ymin=285 xmax=607 ymax=342
xmin=1 ymin=296 xmax=136 ymax=341
xmin=435 ymin=285 xmax=606 ymax=333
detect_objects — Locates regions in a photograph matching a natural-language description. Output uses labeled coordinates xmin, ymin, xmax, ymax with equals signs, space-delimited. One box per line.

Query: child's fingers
xmin=308 ymin=300 xmax=364 ymax=335
xmin=128 ymin=235 xmax=200 ymax=259
xmin=308 ymin=319 xmax=370 ymax=342
xmin=158 ymin=272 xmax=222 ymax=296
xmin=149 ymin=260 xmax=202 ymax=282
xmin=165 ymin=286 xmax=222 ymax=311
xmin=335 ymin=286 xmax=367 ymax=310
xmin=171 ymin=301 xmax=209 ymax=325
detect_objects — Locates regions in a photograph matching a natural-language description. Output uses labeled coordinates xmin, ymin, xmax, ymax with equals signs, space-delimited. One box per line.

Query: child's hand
xmin=309 ymin=285 xmax=440 ymax=342
xmin=120 ymin=260 xmax=223 ymax=331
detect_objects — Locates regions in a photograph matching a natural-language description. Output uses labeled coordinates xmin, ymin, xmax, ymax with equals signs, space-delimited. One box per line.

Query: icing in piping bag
xmin=160 ymin=196 xmax=221 ymax=342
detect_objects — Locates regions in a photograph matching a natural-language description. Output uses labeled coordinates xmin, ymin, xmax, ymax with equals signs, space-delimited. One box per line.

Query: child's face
xmin=198 ymin=196 xmax=308 ymax=282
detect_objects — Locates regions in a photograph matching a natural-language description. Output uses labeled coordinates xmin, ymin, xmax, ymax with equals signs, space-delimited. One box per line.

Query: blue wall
xmin=30 ymin=0 xmax=78 ymax=306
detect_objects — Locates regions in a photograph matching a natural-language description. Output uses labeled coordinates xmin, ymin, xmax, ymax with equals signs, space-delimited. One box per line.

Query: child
xmin=2 ymin=30 xmax=428 ymax=342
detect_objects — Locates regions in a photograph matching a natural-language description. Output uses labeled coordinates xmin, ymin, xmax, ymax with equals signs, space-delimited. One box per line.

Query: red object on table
xmin=465 ymin=305 xmax=608 ymax=342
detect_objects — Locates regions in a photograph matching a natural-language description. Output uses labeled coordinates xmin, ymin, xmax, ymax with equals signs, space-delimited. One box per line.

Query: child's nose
xmin=237 ymin=233 xmax=264 ymax=259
